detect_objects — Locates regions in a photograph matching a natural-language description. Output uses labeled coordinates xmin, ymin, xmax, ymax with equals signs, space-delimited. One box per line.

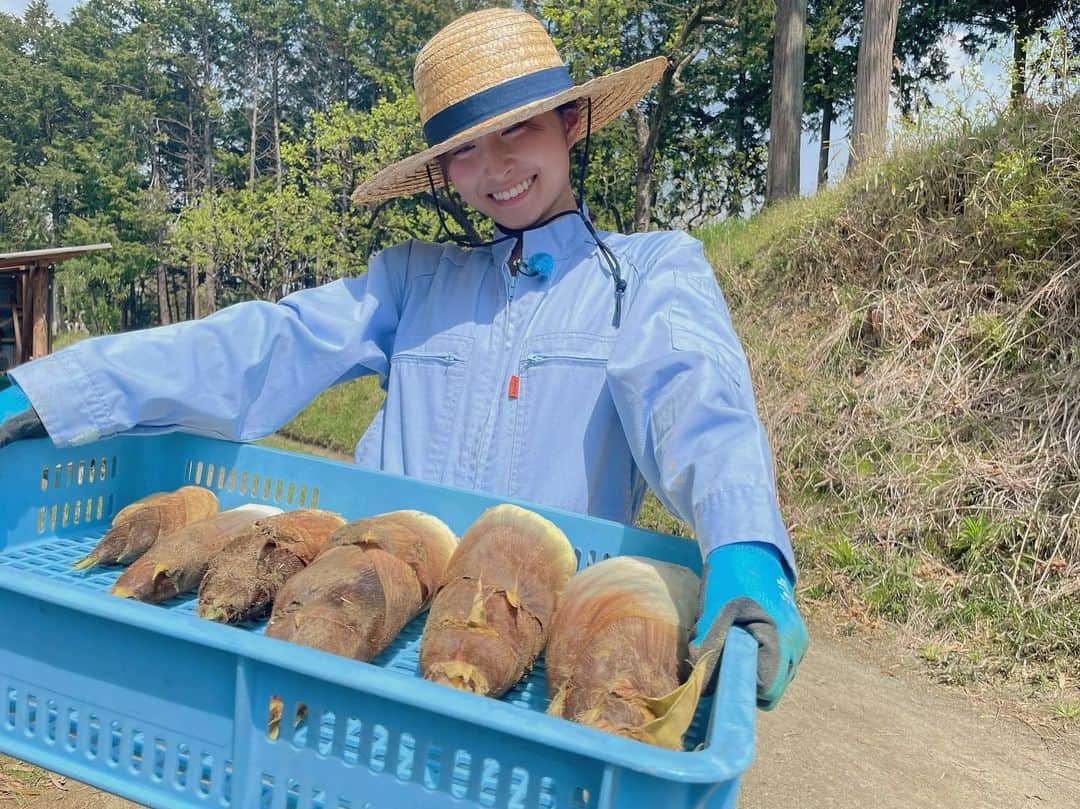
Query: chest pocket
xmin=386 ymin=331 xmax=473 ymax=483
xmin=509 ymin=332 xmax=615 ymax=499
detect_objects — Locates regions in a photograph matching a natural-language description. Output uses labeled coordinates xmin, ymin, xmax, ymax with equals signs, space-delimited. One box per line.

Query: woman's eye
xmin=503 ymin=123 xmax=527 ymax=136
xmin=450 ymin=144 xmax=475 ymax=158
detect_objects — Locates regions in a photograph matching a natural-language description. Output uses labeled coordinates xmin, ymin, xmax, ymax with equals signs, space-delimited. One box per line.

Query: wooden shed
xmin=0 ymin=244 xmax=111 ymax=371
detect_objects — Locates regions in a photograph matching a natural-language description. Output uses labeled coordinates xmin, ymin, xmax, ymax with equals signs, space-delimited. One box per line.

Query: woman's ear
xmin=562 ymin=103 xmax=581 ymax=145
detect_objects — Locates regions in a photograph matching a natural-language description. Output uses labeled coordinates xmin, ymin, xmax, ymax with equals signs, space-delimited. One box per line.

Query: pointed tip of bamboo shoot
xmin=109 ymin=584 xmax=134 ymax=598
xmin=72 ymin=554 xmax=99 ymax=571
xmin=197 ymin=602 xmax=227 ymax=622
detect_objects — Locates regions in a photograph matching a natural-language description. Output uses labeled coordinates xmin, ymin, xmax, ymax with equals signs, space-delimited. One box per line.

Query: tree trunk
xmin=156 ymin=264 xmax=170 ymax=325
xmin=847 ymin=0 xmax=901 ymax=175
xmin=272 ymin=46 xmax=283 ymax=191
xmin=201 ymin=15 xmax=214 ymax=191
xmin=765 ymin=0 xmax=807 ymax=205
xmin=818 ymin=96 xmax=833 ymax=189
xmin=1010 ymin=9 xmax=1032 ymax=106
xmin=249 ymin=45 xmax=260 ymax=185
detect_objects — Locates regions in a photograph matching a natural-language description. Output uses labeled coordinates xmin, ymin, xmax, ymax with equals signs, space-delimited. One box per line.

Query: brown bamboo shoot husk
xmin=74 ymin=486 xmax=220 ymax=570
xmin=545 ymin=555 xmax=710 ymax=749
xmin=197 ymin=509 xmax=346 ymax=623
xmin=420 ymin=504 xmax=576 ymax=697
xmin=265 ymin=510 xmax=458 ymax=661
xmin=109 ymin=504 xmax=281 ymax=603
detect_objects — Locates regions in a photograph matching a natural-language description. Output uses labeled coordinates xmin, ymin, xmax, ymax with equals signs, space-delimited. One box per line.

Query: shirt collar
xmin=491 ymin=204 xmax=596 ymax=267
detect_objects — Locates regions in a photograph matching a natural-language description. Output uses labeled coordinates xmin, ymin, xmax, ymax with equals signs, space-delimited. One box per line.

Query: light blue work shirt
xmin=12 ymin=213 xmax=794 ymax=571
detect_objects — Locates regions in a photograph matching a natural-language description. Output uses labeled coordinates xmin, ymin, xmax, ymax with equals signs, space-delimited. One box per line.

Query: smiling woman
xmin=440 ymin=105 xmax=581 ymax=231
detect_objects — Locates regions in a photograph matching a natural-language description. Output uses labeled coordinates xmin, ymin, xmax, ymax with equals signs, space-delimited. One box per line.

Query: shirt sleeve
xmin=10 ymin=241 xmax=413 ymax=447
xmin=605 ymin=231 xmax=796 ymax=577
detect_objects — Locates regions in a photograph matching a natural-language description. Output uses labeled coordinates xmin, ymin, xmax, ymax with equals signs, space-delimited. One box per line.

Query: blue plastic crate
xmin=0 ymin=434 xmax=757 ymax=809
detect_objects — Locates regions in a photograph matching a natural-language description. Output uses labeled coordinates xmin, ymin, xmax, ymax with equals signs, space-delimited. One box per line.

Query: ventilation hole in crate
xmin=602 ymin=552 xmax=611 ymax=561
xmin=110 ymin=456 xmax=117 ymax=479
xmin=262 ymin=477 xmax=272 ymax=500
xmin=422 ymin=743 xmax=442 ymax=790
xmin=87 ymin=715 xmax=101 ymax=758
xmin=240 ymin=471 xmax=250 ymax=495
xmin=274 ymin=479 xmax=283 ymax=502
xmin=49 ymin=504 xmax=57 ymax=531
xmin=61 ymin=502 xmax=70 ymax=528
xmin=228 ymin=470 xmax=237 ymax=493
xmin=250 ymin=474 xmax=261 ymax=498
xmin=205 ymin=464 xmax=216 ymax=490
xmin=65 ymin=708 xmax=78 ymax=751
xmin=65 ymin=462 xmax=74 ymax=486
xmin=572 ymin=786 xmax=591 ymax=808
xmin=223 ymin=760 xmax=234 ymax=806
xmin=259 ymin=773 xmax=275 ymax=809
xmin=37 ymin=508 xmax=45 ymax=534
xmin=311 ymin=788 xmax=327 ymax=809
xmin=86 ymin=496 xmax=93 ymax=520
xmin=97 ymin=496 xmax=104 ymax=520
xmin=106 ymin=494 xmax=114 ymax=518
xmin=152 ymin=737 xmax=167 ymax=780
xmin=537 ymin=776 xmax=557 ymax=809
xmin=450 ymin=749 xmax=471 ymax=799
xmin=40 ymin=466 xmax=48 ymax=491
xmin=186 ymin=460 xmax=193 ymax=481
xmin=77 ymin=461 xmax=85 ymax=486
xmin=573 ymin=548 xmax=582 ymax=568
xmin=298 ymin=484 xmax=308 ymax=507
xmin=336 ymin=798 xmax=352 ymax=809
xmin=396 ymin=733 xmax=416 ymax=781
xmin=109 ymin=721 xmax=122 ymax=764
xmin=510 ymin=766 xmax=529 ymax=808
xmin=286 ymin=779 xmax=301 ymax=809
xmin=369 ymin=724 xmax=388 ymax=773
xmin=89 ymin=458 xmax=96 ymax=482
xmin=198 ymin=752 xmax=214 ymax=796
xmin=290 ymin=702 xmax=309 ymax=749
xmin=130 ymin=731 xmax=144 ymax=771
xmin=287 ymin=482 xmax=296 ymax=505
xmin=267 ymin=695 xmax=284 ymax=741
xmin=311 ymin=487 xmax=320 ymax=509
xmin=317 ymin=711 xmax=335 ymax=756
xmin=175 ymin=743 xmax=191 ymax=788
xmin=25 ymin=694 xmax=37 ymax=735
xmin=195 ymin=462 xmax=204 ymax=486
xmin=342 ymin=717 xmax=362 ymax=765
xmin=73 ymin=500 xmax=81 ymax=525
xmin=478 ymin=757 xmax=500 ymax=807
xmin=587 ymin=550 xmax=598 ymax=566
xmin=215 ymin=466 xmax=225 ymax=490
xmin=45 ymin=700 xmax=58 ymax=743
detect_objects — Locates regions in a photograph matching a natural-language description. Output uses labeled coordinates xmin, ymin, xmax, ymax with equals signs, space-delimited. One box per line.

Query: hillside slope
xmin=703 ymin=97 xmax=1079 ymax=696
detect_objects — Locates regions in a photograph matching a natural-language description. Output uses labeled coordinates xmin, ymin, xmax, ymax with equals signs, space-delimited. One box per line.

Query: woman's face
xmin=443 ymin=107 xmax=580 ymax=230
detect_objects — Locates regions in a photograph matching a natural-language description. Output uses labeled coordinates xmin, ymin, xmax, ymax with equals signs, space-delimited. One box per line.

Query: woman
xmin=0 ymin=7 xmax=805 ymax=708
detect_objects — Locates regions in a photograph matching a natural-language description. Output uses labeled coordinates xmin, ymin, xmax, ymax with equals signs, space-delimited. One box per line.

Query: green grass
xmin=276 ymin=375 xmax=386 ymax=455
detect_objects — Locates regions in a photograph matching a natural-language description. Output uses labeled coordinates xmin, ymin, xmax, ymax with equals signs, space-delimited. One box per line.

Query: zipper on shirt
xmin=520 ymin=352 xmax=607 ymax=371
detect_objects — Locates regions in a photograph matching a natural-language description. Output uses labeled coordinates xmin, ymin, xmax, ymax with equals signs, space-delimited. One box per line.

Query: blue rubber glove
xmin=689 ymin=541 xmax=808 ymax=710
xmin=0 ymin=374 xmax=47 ymax=448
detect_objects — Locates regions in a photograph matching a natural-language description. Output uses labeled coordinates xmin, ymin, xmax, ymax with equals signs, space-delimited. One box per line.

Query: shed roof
xmin=0 ymin=243 xmax=112 ymax=271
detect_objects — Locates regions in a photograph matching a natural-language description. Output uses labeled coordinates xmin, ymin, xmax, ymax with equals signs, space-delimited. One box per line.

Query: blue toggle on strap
xmin=423 ymin=66 xmax=573 ymax=145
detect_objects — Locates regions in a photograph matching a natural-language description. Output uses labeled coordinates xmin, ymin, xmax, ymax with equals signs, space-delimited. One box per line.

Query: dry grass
xmin=706 ymin=96 xmax=1080 ymax=690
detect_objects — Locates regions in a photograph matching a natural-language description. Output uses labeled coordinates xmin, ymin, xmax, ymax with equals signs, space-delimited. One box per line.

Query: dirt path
xmin=5 ymin=614 xmax=1077 ymax=808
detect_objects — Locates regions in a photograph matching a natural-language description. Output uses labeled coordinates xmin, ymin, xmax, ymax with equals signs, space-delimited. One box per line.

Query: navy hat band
xmin=423 ymin=66 xmax=573 ymax=146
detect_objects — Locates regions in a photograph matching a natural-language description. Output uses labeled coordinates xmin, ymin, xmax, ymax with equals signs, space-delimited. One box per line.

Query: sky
xmin=3 ymin=0 xmax=1013 ymax=197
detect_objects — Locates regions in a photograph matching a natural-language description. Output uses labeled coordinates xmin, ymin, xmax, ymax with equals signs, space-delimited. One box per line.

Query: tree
xmin=765 ymin=0 xmax=807 ymax=203
xmin=846 ymin=0 xmax=901 ymax=175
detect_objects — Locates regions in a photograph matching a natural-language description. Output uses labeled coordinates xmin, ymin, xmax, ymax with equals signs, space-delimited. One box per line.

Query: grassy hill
xmin=702 ymin=96 xmax=1079 ymax=697
xmin=280 ymin=97 xmax=1078 ymax=701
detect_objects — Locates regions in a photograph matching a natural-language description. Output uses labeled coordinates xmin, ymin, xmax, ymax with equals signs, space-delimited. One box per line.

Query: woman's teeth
xmin=491 ymin=176 xmax=534 ymax=201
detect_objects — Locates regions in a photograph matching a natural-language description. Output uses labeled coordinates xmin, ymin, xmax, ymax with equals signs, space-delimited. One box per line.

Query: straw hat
xmin=351 ymin=7 xmax=667 ymax=204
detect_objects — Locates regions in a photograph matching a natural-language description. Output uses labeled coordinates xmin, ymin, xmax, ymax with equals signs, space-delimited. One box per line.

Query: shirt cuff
xmin=9 ymin=347 xmax=113 ymax=446
xmin=693 ymin=485 xmax=796 ymax=579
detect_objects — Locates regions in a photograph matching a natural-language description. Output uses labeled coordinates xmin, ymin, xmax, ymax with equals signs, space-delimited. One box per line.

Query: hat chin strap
xmin=423 ymin=98 xmax=627 ymax=328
